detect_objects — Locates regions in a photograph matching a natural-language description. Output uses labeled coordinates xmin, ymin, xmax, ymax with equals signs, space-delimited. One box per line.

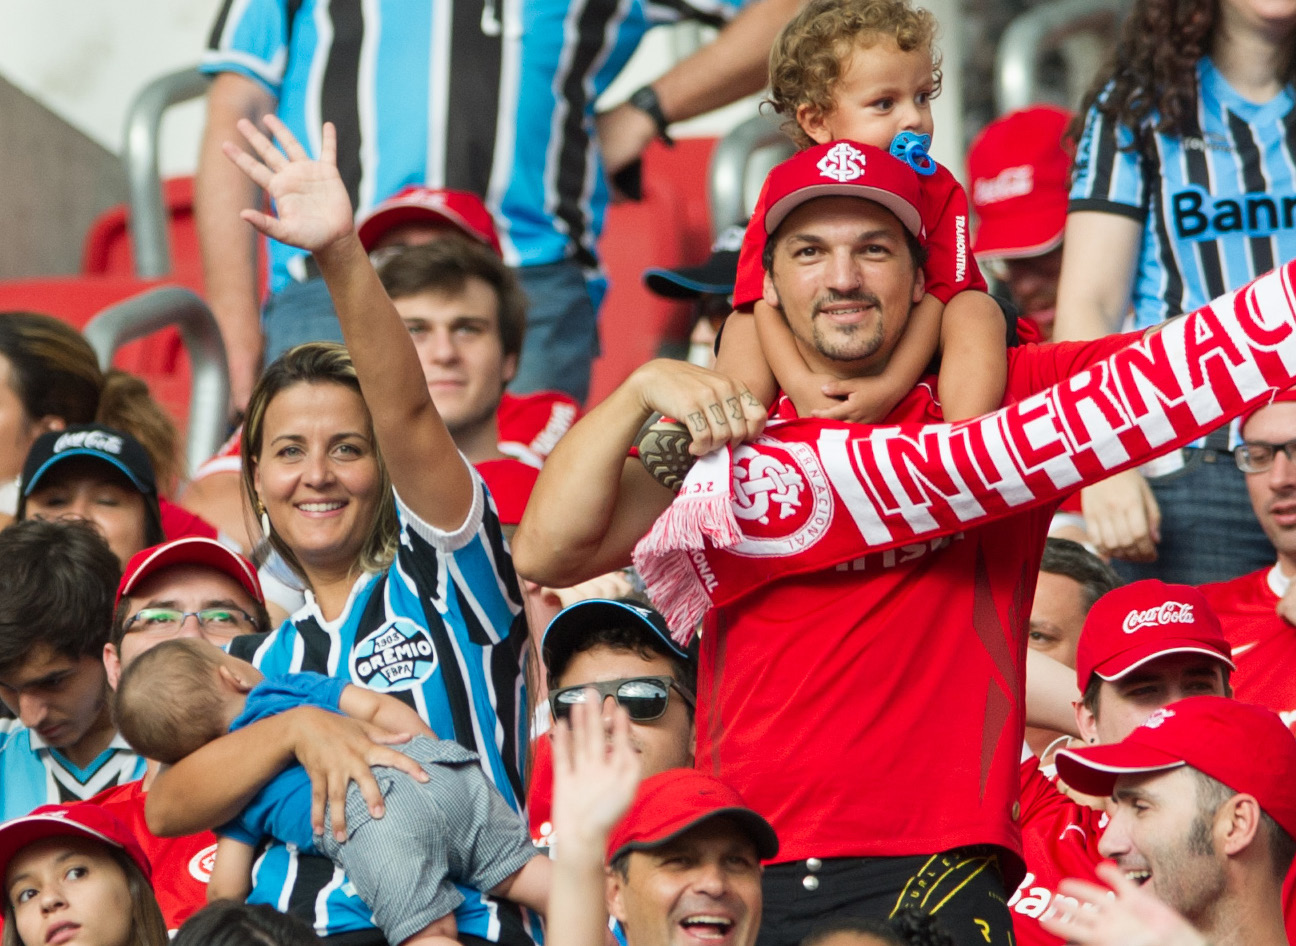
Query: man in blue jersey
xmin=197 ymin=0 xmax=806 ymax=411
xmin=0 ymin=519 xmax=145 ymax=819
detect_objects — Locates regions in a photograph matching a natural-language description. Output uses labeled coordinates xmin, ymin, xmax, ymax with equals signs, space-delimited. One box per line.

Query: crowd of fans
xmin=1 ymin=0 xmax=1295 ymax=944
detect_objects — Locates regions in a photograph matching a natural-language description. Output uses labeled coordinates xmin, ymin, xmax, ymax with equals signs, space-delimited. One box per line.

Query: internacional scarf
xmin=634 ymin=260 xmax=1296 ymax=640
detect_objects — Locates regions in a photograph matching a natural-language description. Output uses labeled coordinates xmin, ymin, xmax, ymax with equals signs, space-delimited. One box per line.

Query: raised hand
xmin=550 ymin=694 xmax=642 ymax=851
xmin=1040 ymin=861 xmax=1209 ymax=946
xmin=223 ymin=116 xmax=355 ymax=254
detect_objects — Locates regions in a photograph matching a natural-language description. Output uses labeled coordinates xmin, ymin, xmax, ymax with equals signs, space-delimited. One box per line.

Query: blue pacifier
xmin=889 ymin=131 xmax=937 ymax=176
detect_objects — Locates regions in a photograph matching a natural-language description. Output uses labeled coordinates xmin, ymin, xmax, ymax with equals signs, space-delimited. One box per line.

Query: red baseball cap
xmin=0 ymin=804 xmax=151 ymax=883
xmin=116 ymin=536 xmax=264 ymax=610
xmin=1055 ymin=696 xmax=1296 ymax=838
xmin=1075 ymin=580 xmax=1234 ymax=690
xmin=762 ymin=141 xmax=924 ymax=239
xmin=606 ymin=769 xmax=779 ymax=864
xmin=967 ymin=105 xmax=1073 ymax=261
xmin=357 ymin=186 xmax=503 ymax=256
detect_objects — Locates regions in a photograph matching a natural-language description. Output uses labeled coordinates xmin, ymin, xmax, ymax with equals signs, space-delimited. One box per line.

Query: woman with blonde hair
xmin=146 ymin=117 xmax=534 ymax=946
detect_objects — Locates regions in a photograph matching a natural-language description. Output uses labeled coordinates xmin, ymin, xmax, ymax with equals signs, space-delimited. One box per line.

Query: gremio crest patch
xmin=350 ymin=618 xmax=438 ymax=691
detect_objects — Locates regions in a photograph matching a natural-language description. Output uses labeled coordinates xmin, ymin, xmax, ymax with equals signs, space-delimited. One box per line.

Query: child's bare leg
xmin=397 ymin=914 xmax=460 ymax=946
xmin=489 ymin=853 xmax=552 ymax=916
xmin=937 ymin=291 xmax=1008 ymax=421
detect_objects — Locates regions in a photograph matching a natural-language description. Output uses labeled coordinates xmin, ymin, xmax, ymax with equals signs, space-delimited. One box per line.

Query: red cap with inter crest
xmin=1075 ymin=579 xmax=1234 ymax=690
xmin=761 ymin=140 xmax=924 ymax=240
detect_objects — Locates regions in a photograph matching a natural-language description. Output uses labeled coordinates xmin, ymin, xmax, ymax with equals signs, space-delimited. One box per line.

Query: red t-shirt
xmin=694 ymin=334 xmax=1134 ymax=878
xmin=160 ymin=497 xmax=219 ymax=541
xmin=1200 ymin=567 xmax=1296 ymax=729
xmin=732 ymin=159 xmax=987 ymax=310
xmin=476 ymin=457 xmax=540 ymax=527
xmin=1198 ymin=567 xmax=1296 ymax=946
xmin=92 ymin=780 xmax=217 ymax=933
xmin=1009 ymin=758 xmax=1105 ymax=946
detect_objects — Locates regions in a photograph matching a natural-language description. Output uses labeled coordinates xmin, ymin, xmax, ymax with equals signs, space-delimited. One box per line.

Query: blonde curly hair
xmin=767 ymin=0 xmax=942 ymax=148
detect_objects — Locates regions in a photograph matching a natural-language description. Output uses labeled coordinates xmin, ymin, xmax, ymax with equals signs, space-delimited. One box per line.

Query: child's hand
xmin=223 ymin=116 xmax=355 ymax=254
xmin=811 ymin=375 xmax=905 ymax=423
xmin=550 ymin=693 xmax=642 ymax=852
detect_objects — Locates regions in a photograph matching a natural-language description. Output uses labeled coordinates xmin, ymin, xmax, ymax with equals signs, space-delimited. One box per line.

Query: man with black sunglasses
xmin=1199 ymin=390 xmax=1296 ymax=732
xmin=529 ymin=598 xmax=697 ymax=849
xmin=544 ymin=598 xmax=696 ymax=766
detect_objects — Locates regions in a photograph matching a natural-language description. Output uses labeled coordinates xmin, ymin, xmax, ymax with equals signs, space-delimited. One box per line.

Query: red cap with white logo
xmin=1055 ymin=696 xmax=1296 ymax=838
xmin=967 ymin=105 xmax=1073 ymax=261
xmin=761 ymin=140 xmax=924 ymax=239
xmin=1075 ymin=579 xmax=1234 ymax=690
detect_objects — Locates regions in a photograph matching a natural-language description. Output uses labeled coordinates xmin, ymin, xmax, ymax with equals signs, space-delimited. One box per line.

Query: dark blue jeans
xmin=1113 ymin=447 xmax=1275 ymax=586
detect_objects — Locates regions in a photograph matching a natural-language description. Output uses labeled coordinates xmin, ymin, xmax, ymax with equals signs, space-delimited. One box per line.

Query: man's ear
xmin=762 ymin=269 xmax=781 ymax=311
xmin=606 ymin=866 xmax=628 ymax=923
xmin=1219 ymin=794 xmax=1262 ymax=857
xmin=795 ymin=104 xmax=833 ymax=146
xmin=501 ymin=352 xmax=519 ymax=389
xmin=911 ymin=261 xmax=925 ymax=305
xmin=103 ymin=643 xmax=122 ymax=691
xmin=1075 ymin=699 xmax=1099 ymax=745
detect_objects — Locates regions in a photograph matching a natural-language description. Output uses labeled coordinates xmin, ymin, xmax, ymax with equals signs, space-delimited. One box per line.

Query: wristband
xmin=629 ymin=85 xmax=675 ymax=146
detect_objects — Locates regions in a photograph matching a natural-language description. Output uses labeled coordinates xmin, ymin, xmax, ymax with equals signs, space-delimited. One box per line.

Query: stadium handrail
xmin=83 ymin=287 xmax=228 ymax=477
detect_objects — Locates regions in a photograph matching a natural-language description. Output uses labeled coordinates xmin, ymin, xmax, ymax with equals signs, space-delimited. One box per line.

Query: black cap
xmin=643 ymin=224 xmax=745 ymax=300
xmin=543 ymin=598 xmax=690 ymax=682
xmin=21 ymin=425 xmax=157 ymax=499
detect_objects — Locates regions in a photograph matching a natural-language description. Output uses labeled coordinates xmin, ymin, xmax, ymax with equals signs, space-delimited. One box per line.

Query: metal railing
xmin=122 ymin=66 xmax=209 ymax=278
xmin=708 ymin=112 xmax=795 ymax=237
xmin=994 ymin=0 xmax=1124 ymax=114
xmin=83 ymin=287 xmax=229 ymax=477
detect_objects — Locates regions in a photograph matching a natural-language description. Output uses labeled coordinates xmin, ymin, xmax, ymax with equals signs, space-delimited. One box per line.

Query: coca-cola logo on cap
xmin=1122 ymin=602 xmax=1195 ymax=635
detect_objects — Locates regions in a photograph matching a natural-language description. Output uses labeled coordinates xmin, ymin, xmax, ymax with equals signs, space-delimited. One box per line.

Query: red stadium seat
xmin=0 ymin=275 xmax=192 ymax=435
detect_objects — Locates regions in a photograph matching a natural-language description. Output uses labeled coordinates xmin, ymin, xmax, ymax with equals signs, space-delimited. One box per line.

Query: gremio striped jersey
xmin=227 ymin=475 xmax=534 ymax=943
xmin=0 ymin=729 xmax=144 ymax=821
xmin=1070 ymin=58 xmax=1296 ymax=330
xmin=203 ymin=0 xmax=741 ymax=291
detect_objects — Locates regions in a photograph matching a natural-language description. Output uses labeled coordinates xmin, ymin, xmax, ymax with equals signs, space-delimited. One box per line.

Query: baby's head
xmin=768 ymin=0 xmax=941 ymax=150
xmin=113 ymin=638 xmax=257 ymax=764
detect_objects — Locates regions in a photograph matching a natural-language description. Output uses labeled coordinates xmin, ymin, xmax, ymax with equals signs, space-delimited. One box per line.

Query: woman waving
xmin=148 ymin=118 xmax=531 ymax=946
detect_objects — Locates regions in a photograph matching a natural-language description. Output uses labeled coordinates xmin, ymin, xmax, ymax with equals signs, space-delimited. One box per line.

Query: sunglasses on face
xmin=549 ymin=676 xmax=695 ymax=724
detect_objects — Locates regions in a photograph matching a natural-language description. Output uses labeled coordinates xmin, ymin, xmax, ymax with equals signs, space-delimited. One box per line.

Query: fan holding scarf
xmin=512 ymin=141 xmax=1296 ymax=946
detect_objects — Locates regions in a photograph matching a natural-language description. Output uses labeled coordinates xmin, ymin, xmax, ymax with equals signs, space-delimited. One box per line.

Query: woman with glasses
xmin=146 ymin=117 xmax=534 ymax=946
xmin=1054 ymin=0 xmax=1296 ymax=584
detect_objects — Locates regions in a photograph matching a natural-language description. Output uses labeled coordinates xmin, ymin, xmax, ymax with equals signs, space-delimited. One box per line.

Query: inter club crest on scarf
xmin=635 ymin=259 xmax=1296 ymax=640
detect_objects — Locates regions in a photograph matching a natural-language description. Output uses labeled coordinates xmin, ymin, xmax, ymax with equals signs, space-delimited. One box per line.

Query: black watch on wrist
xmin=629 ymin=85 xmax=675 ymax=146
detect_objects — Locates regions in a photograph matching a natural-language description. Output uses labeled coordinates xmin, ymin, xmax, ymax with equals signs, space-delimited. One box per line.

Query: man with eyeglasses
xmin=93 ymin=535 xmax=269 ymax=933
xmin=1200 ymin=390 xmax=1296 ymax=733
xmin=529 ymin=598 xmax=696 ymax=850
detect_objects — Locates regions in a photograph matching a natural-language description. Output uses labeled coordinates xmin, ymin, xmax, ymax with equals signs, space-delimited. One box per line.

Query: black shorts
xmin=756 ymin=847 xmax=1015 ymax=946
